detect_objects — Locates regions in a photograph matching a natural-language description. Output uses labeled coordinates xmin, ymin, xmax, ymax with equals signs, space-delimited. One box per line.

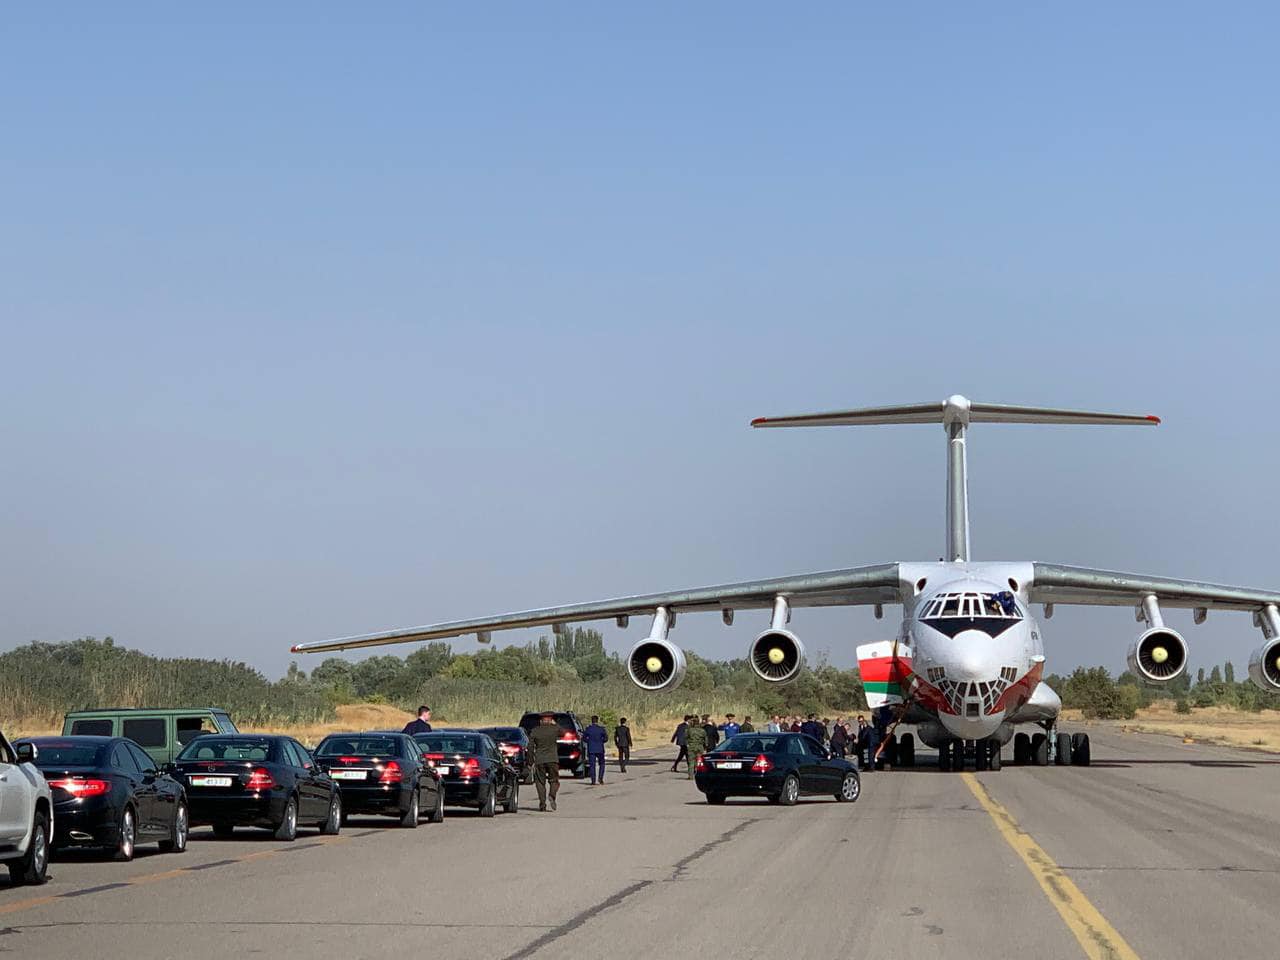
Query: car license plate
xmin=434 ymin=765 xmax=451 ymax=775
xmin=190 ymin=776 xmax=232 ymax=787
xmin=717 ymin=762 xmax=742 ymax=770
xmin=330 ymin=770 xmax=369 ymax=780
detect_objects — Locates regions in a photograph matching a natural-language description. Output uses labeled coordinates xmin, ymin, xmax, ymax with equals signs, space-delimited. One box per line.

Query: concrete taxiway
xmin=2 ymin=729 xmax=1277 ymax=959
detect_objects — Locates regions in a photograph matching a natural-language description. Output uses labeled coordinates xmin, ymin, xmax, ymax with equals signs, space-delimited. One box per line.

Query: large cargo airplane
xmin=292 ymin=395 xmax=1280 ymax=770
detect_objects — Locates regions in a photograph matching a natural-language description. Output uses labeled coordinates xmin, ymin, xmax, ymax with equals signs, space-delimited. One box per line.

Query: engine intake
xmin=1248 ymin=639 xmax=1280 ymax=693
xmin=1126 ymin=627 xmax=1188 ymax=684
xmin=749 ymin=629 xmax=806 ymax=684
xmin=626 ymin=638 xmax=687 ymax=692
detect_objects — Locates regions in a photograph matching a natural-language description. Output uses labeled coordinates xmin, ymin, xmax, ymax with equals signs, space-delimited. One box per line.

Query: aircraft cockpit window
xmin=922 ymin=592 xmax=1023 ymax=620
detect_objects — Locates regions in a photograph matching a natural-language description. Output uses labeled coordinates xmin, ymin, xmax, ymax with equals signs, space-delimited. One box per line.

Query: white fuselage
xmin=894 ymin=562 xmax=1057 ymax=743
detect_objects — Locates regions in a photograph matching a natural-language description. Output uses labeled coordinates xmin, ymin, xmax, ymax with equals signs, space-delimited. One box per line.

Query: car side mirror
xmin=15 ymin=742 xmax=37 ymax=764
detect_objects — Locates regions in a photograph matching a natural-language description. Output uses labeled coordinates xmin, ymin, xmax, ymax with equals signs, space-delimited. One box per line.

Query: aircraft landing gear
xmin=1013 ymin=732 xmax=1030 ymax=765
xmin=1071 ymin=733 xmax=1091 ymax=766
xmin=1030 ymin=732 xmax=1050 ymax=765
xmin=897 ymin=733 xmax=915 ymax=768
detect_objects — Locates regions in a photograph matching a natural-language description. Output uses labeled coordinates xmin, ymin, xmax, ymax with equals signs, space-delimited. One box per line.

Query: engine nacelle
xmin=748 ymin=629 xmax=806 ymax=684
xmin=1248 ymin=638 xmax=1280 ymax=693
xmin=1126 ymin=627 xmax=1188 ymax=684
xmin=626 ymin=638 xmax=687 ymax=692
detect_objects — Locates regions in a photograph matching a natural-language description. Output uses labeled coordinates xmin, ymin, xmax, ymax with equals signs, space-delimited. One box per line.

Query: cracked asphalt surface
xmin=3 ymin=729 xmax=1278 ymax=959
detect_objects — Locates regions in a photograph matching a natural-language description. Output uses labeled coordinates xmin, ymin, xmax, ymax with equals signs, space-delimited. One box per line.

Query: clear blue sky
xmin=3 ymin=4 xmax=1278 ymax=679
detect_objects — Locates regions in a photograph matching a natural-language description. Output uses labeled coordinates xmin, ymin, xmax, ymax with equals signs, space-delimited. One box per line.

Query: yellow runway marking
xmin=962 ymin=773 xmax=1140 ymax=960
xmin=0 ymin=894 xmax=58 ymax=916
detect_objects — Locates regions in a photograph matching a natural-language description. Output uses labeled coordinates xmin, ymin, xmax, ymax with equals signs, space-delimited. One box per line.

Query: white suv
xmin=0 ymin=730 xmax=52 ymax=885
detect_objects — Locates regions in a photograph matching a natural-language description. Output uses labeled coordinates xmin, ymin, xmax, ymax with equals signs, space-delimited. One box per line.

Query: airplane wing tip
xmin=1146 ymin=415 xmax=1162 ymax=425
xmin=750 ymin=416 xmax=769 ymax=427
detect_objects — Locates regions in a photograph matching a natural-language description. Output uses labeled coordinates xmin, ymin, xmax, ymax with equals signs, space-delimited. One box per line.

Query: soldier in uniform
xmin=684 ymin=716 xmax=709 ymax=779
xmin=528 ymin=713 xmax=562 ymax=811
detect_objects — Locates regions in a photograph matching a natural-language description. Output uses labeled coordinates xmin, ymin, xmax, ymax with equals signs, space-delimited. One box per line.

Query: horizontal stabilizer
xmin=752 ymin=396 xmax=1160 ymax=429
xmin=857 ymin=640 xmax=914 ymax=709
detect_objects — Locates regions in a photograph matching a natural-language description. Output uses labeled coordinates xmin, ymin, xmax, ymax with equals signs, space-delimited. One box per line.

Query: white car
xmin=0 ymin=730 xmax=52 ymax=885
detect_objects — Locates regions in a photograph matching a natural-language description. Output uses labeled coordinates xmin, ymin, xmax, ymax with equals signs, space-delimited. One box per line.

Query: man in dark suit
xmin=670 ymin=716 xmax=690 ymax=772
xmin=401 ymin=705 xmax=432 ymax=736
xmin=614 ymin=717 xmax=633 ymax=773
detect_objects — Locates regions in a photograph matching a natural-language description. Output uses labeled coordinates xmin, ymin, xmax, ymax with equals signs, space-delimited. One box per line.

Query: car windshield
xmin=520 ymin=713 xmax=573 ymax=732
xmin=417 ymin=734 xmax=484 ymax=755
xmin=481 ymin=727 xmax=524 ymax=741
xmin=177 ymin=737 xmax=277 ymax=762
xmin=315 ymin=736 xmax=403 ymax=758
xmin=26 ymin=741 xmax=108 ymax=767
xmin=715 ymin=735 xmax=785 ymax=754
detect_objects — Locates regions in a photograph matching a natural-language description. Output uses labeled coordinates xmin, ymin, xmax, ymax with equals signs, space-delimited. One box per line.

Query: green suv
xmin=62 ymin=708 xmax=239 ymax=765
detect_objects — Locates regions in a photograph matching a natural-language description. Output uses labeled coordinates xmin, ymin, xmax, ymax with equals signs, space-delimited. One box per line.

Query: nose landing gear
xmin=1012 ymin=725 xmax=1090 ymax=766
xmin=937 ymin=738 xmax=1002 ymax=771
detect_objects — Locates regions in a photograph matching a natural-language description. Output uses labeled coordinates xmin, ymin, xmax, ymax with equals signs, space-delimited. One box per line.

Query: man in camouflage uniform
xmin=684 ymin=716 xmax=709 ymax=779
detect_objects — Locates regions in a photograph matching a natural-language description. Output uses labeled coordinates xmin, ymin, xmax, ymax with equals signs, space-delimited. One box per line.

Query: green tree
xmin=1224 ymin=661 xmax=1235 ymax=684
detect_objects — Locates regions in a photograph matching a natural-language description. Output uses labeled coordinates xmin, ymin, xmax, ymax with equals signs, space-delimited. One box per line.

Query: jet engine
xmin=748 ymin=629 xmax=806 ymax=684
xmin=1248 ymin=638 xmax=1280 ymax=693
xmin=1126 ymin=627 xmax=1188 ymax=684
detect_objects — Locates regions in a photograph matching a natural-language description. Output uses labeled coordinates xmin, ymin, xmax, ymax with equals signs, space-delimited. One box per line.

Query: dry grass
xmin=1103 ymin=700 xmax=1280 ymax=753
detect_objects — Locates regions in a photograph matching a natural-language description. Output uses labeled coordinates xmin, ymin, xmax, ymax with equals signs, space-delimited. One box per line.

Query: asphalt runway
xmin=3 ymin=728 xmax=1278 ymax=960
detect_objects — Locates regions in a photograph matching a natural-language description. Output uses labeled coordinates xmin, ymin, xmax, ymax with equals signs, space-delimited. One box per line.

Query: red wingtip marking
xmin=750 ymin=417 xmax=768 ymax=426
xmin=1146 ymin=415 xmax=1162 ymax=424
xmin=290 ymin=645 xmax=301 ymax=653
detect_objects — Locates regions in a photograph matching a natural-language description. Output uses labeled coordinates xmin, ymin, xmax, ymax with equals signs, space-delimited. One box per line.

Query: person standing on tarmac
xmin=584 ymin=715 xmax=609 ymax=785
xmin=740 ymin=716 xmax=755 ymax=733
xmin=614 ymin=717 xmax=633 ymax=773
xmin=528 ymin=713 xmax=562 ymax=811
xmin=684 ymin=717 xmax=709 ymax=779
xmin=402 ymin=705 xmax=432 ymax=736
xmin=722 ymin=714 xmax=741 ymax=739
xmin=671 ymin=715 xmax=690 ymax=772
xmin=702 ymin=715 xmax=719 ymax=751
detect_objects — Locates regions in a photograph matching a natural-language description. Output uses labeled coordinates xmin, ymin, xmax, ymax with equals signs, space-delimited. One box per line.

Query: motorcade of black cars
xmin=517 ymin=711 xmax=587 ymax=778
xmin=477 ymin=726 xmax=532 ymax=783
xmin=312 ymin=732 xmax=443 ymax=827
xmin=18 ymin=736 xmax=188 ymax=861
xmin=413 ymin=730 xmax=519 ymax=817
xmin=693 ymin=732 xmax=861 ymax=806
xmin=171 ymin=734 xmax=341 ymax=841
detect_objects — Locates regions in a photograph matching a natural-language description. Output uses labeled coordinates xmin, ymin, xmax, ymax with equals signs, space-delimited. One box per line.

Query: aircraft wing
xmin=291 ymin=563 xmax=903 ymax=654
xmin=1031 ymin=563 xmax=1280 ymax=613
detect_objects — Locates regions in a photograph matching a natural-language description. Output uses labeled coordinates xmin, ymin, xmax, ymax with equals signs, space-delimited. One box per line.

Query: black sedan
xmin=18 ymin=736 xmax=188 ymax=861
xmin=172 ymin=734 xmax=341 ymax=841
xmin=313 ymin=732 xmax=443 ymax=827
xmin=517 ymin=711 xmax=587 ymax=777
xmin=693 ymin=733 xmax=861 ymax=806
xmin=414 ymin=731 xmax=519 ymax=817
xmin=477 ymin=726 xmax=532 ymax=783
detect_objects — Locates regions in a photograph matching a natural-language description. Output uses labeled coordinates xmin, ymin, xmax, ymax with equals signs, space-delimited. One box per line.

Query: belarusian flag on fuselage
xmin=857 ymin=640 xmax=914 ymax=709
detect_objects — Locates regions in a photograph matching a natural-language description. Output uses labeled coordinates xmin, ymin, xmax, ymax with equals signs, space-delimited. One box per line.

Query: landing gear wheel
xmin=115 ymin=806 xmax=137 ymax=861
xmin=1013 ymin=732 xmax=1030 ymax=765
xmin=836 ymin=772 xmax=861 ymax=802
xmin=1055 ymin=732 xmax=1072 ymax=766
xmin=938 ymin=745 xmax=951 ymax=772
xmin=160 ymin=801 xmax=189 ymax=852
xmin=212 ymin=823 xmax=235 ymax=840
xmin=1071 ymin=733 xmax=1091 ymax=767
xmin=478 ymin=787 xmax=496 ymax=818
xmin=319 ymin=793 xmax=342 ymax=835
xmin=987 ymin=741 xmax=1002 ymax=771
xmin=400 ymin=790 xmax=421 ymax=828
xmin=950 ymin=739 xmax=966 ymax=771
xmin=975 ymin=739 xmax=988 ymax=771
xmin=883 ymin=735 xmax=898 ymax=768
xmin=503 ymin=783 xmax=519 ymax=814
xmin=1031 ymin=733 xmax=1049 ymax=766
xmin=706 ymin=792 xmax=726 ymax=805
xmin=8 ymin=811 xmax=49 ymax=885
xmin=428 ymin=789 xmax=445 ymax=823
xmin=779 ymin=774 xmax=800 ymax=806
xmin=898 ymin=733 xmax=916 ymax=768
xmin=274 ymin=796 xmax=299 ymax=841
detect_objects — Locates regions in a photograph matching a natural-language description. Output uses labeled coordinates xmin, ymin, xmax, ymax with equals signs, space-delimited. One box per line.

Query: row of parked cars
xmin=1 ymin=706 xmax=588 ymax=886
